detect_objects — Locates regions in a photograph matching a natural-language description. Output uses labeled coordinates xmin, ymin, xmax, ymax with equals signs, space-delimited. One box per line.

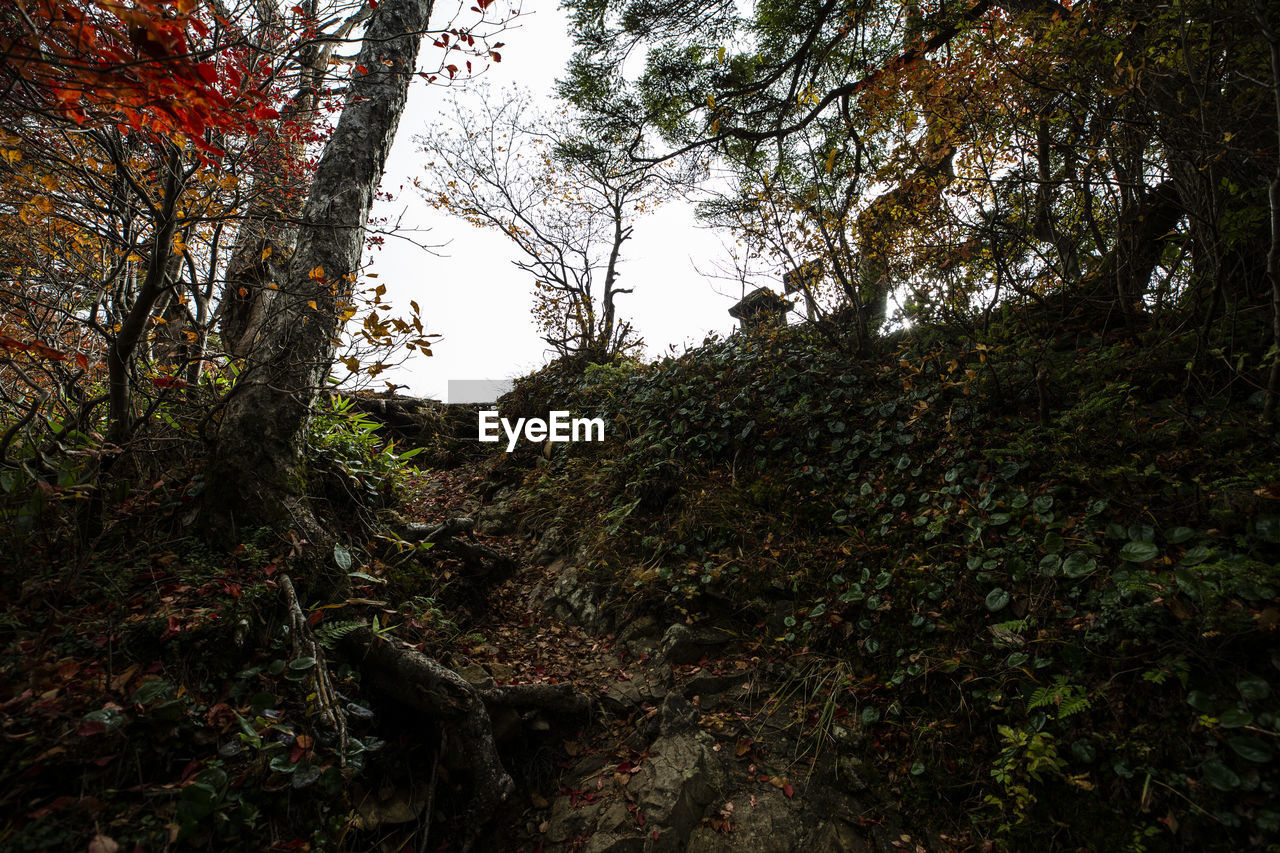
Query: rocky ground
xmin=400 ymin=468 xmax=947 ymax=853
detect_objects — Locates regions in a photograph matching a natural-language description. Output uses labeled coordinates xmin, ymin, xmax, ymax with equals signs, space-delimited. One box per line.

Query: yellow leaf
xmin=309 ymin=265 xmax=325 ymax=281
xmin=717 ymin=46 xmax=726 ymax=63
xmin=307 ymin=300 xmax=317 ymax=310
xmin=825 ymin=148 xmax=838 ymax=174
xmin=261 ymin=246 xmax=272 ymax=261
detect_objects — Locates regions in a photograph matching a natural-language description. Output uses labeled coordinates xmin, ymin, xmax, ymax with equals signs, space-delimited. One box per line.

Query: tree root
xmin=279 ymin=575 xmax=348 ymax=762
xmin=337 ymin=626 xmax=591 ymax=850
xmin=400 ymin=516 xmax=514 ymax=576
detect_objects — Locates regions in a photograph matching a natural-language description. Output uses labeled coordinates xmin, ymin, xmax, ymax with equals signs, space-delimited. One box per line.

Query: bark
xmin=1082 ymin=178 xmax=1183 ymax=320
xmin=219 ymin=2 xmax=375 ymax=358
xmin=338 ymin=627 xmax=516 ymax=851
xmin=105 ymin=149 xmax=183 ymax=444
xmin=204 ymin=0 xmax=435 ymax=540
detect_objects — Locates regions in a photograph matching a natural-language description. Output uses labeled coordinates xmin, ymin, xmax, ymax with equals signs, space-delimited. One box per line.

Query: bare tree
xmin=417 ymin=85 xmax=688 ymax=360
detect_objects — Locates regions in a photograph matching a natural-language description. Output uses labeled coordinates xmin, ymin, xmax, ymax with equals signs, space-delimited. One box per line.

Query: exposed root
xmin=280 ymin=575 xmax=349 ymax=763
xmin=401 ymin=516 xmax=514 ymax=575
xmin=337 ymin=626 xmax=590 ymax=850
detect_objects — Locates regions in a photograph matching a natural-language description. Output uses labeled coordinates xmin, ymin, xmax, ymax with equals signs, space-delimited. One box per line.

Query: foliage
xmin=561 ymin=0 xmax=1280 ymax=401
xmin=497 ymin=314 xmax=1280 ymax=848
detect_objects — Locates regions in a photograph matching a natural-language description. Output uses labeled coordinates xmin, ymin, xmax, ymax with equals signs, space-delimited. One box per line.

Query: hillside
xmin=3 ymin=309 xmax=1279 ymax=851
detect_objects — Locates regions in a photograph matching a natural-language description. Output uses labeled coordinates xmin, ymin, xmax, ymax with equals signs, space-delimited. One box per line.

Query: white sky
xmin=364 ymin=0 xmax=748 ymax=402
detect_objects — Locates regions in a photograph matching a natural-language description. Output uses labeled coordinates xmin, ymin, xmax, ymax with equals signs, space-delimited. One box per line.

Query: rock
xmin=656 ymin=693 xmax=699 ymax=736
xmin=616 ymin=614 xmax=662 ymax=658
xmin=545 ymin=794 xmax=596 ymax=844
xmin=603 ymin=665 xmax=672 ymax=715
xmin=682 ymin=669 xmax=750 ymax=700
xmin=542 ymin=564 xmax=610 ymax=633
xmin=531 ymin=525 xmax=569 ymax=564
xmin=475 ymin=494 xmax=518 ymax=534
xmin=659 ymin=624 xmax=733 ymax=665
xmin=582 ymin=833 xmax=645 ymax=853
xmin=631 ymin=731 xmax=727 ymax=847
xmin=452 ymin=660 xmax=495 ymax=689
xmin=811 ymin=820 xmax=873 ymax=853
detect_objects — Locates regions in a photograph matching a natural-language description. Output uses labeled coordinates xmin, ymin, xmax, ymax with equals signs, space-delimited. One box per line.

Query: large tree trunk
xmin=203 ymin=0 xmax=434 ymax=546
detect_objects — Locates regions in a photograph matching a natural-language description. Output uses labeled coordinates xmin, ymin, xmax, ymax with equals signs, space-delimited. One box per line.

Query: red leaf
xmin=77 ymin=720 xmax=107 ymax=736
xmin=782 ymin=782 xmax=795 ymax=798
xmin=196 ymin=62 xmax=217 ymax=85
xmin=356 ymin=65 xmax=369 ymax=75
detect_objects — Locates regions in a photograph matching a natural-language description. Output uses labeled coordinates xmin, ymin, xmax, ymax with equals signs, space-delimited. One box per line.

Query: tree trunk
xmin=204 ymin=0 xmax=435 ymax=545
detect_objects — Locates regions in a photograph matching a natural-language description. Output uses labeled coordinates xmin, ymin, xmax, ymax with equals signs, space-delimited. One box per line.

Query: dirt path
xmin=395 ymin=467 xmax=938 ymax=853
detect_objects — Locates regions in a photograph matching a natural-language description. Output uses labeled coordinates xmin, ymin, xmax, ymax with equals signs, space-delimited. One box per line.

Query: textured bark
xmin=205 ymin=0 xmax=434 ymax=537
xmin=339 ymin=627 xmax=516 ymax=850
xmin=219 ymin=4 xmax=375 ymax=358
xmin=106 ymin=150 xmax=183 ymax=444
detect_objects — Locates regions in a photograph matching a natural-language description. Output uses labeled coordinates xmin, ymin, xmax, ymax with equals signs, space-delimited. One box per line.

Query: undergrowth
xmin=495 ymin=317 xmax=1280 ymax=850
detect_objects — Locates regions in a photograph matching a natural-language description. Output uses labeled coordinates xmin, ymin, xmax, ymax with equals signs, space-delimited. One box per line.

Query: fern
xmin=1028 ymin=675 xmax=1092 ymax=719
xmin=316 ymin=619 xmax=365 ymax=650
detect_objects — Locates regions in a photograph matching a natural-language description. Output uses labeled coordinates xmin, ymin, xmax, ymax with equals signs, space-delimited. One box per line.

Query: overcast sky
xmin=363 ymin=1 xmax=750 ymax=402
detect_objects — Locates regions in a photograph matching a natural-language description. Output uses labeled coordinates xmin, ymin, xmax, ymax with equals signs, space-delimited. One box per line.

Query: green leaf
xmin=1228 ymin=737 xmax=1273 ymax=763
xmin=1038 ymin=554 xmax=1061 ymax=576
xmin=333 ymin=544 xmax=353 ymax=572
xmin=289 ymin=656 xmax=318 ymax=671
xmin=1167 ymin=526 xmax=1195 ymax=544
xmin=269 ymin=755 xmax=297 ymax=774
xmin=1185 ymin=690 xmax=1214 ymax=712
xmin=1127 ymin=523 xmax=1155 ymax=543
xmin=1062 ymin=552 xmax=1096 ymax=579
xmin=1202 ymin=760 xmax=1239 ymax=791
xmin=985 ymin=588 xmax=1010 ymax=612
xmin=1181 ymin=545 xmax=1211 ymax=566
xmin=1237 ymin=677 xmax=1271 ymax=701
xmin=1219 ymin=708 xmax=1253 ymax=728
xmin=1119 ymin=541 xmax=1159 ymax=563
xmin=131 ymin=679 xmax=173 ymax=705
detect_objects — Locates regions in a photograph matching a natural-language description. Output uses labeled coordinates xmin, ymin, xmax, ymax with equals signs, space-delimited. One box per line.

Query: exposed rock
xmin=631 ymin=731 xmax=728 ymax=847
xmin=659 ymin=623 xmax=733 ymax=665
xmin=615 ymin=613 xmax=662 ymax=658
xmin=582 ymin=833 xmax=646 ymax=853
xmin=602 ymin=664 xmax=673 ymax=715
xmin=656 ymin=692 xmax=699 ymax=736
xmin=685 ymin=789 xmax=798 ymax=853
xmin=542 ymin=563 xmax=610 ymax=633
xmin=531 ymin=525 xmax=569 ymax=564
xmin=475 ymin=496 xmax=519 ymax=535
xmin=545 ymin=794 xmax=597 ymax=844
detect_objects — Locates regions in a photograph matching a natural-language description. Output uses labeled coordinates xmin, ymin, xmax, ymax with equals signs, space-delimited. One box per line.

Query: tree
xmin=202 ymin=0 xmax=440 ymax=545
xmin=560 ymin=0 xmax=1276 ymax=371
xmin=1 ymin=0 xmax=501 ymax=546
xmin=417 ymin=85 xmax=688 ymax=360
